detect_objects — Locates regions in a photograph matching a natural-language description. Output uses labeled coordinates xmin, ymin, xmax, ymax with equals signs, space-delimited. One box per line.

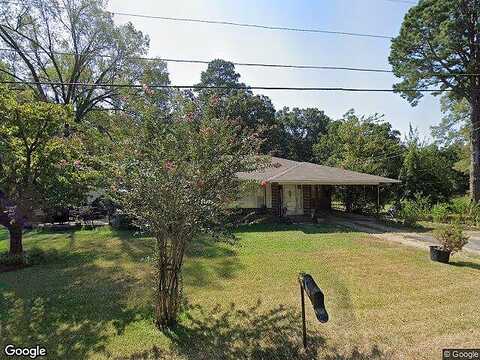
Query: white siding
xmin=229 ymin=186 xmax=269 ymax=209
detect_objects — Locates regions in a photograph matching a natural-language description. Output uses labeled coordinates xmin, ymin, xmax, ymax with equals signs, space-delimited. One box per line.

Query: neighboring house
xmin=235 ymin=157 xmax=400 ymax=217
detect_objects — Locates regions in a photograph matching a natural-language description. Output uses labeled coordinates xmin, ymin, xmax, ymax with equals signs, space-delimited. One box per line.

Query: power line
xmin=0 ymin=79 xmax=452 ymax=92
xmin=110 ymin=12 xmax=394 ymax=40
xmin=0 ymin=47 xmax=394 ymax=73
xmin=0 ymin=1 xmax=394 ymax=40
xmin=3 ymin=47 xmax=479 ymax=77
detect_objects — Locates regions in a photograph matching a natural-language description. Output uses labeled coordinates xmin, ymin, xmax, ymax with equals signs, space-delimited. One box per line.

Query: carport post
xmin=376 ymin=185 xmax=380 ymax=217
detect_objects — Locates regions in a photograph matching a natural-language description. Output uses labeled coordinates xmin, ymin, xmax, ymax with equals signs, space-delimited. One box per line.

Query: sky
xmin=108 ymin=0 xmax=441 ymax=140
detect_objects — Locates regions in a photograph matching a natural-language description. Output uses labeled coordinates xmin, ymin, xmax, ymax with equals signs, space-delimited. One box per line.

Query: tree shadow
xmin=115 ymin=301 xmax=388 ymax=360
xmin=448 ymin=261 xmax=480 ymax=271
xmin=0 ymin=249 xmax=150 ymax=359
xmin=183 ymin=238 xmax=244 ymax=288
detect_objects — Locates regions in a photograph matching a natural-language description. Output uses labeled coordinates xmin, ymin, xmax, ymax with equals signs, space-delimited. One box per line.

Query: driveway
xmin=330 ymin=214 xmax=480 ymax=255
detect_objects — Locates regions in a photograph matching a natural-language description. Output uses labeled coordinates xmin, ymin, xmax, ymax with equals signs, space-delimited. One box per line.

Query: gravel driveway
xmin=331 ymin=214 xmax=480 ymax=255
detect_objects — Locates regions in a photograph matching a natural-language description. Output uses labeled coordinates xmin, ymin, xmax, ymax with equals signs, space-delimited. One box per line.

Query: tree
xmin=114 ymin=99 xmax=262 ymax=328
xmin=313 ymin=110 xmax=403 ymax=212
xmin=195 ymin=59 xmax=279 ymax=153
xmin=0 ymin=0 xmax=155 ymax=122
xmin=195 ymin=59 xmax=245 ymax=99
xmin=400 ymin=126 xmax=467 ymax=203
xmin=389 ymin=0 xmax=480 ymax=200
xmin=0 ymin=85 xmax=99 ymax=256
xmin=276 ymin=107 xmax=331 ymax=162
xmin=432 ymin=94 xmax=471 ymax=175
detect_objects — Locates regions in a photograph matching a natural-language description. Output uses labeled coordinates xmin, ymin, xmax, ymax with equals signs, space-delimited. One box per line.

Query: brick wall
xmin=271 ymin=183 xmax=281 ymax=216
xmin=303 ymin=185 xmax=312 ymax=216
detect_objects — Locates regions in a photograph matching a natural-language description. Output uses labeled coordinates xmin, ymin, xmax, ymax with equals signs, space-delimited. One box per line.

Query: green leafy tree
xmin=113 ymin=99 xmax=262 ymax=328
xmin=0 ymin=0 xmax=155 ymax=121
xmin=0 ymin=85 xmax=99 ymax=256
xmin=432 ymin=95 xmax=471 ymax=175
xmin=314 ymin=110 xmax=403 ymax=212
xmin=400 ymin=126 xmax=467 ymax=203
xmin=195 ymin=59 xmax=279 ymax=153
xmin=276 ymin=107 xmax=331 ymax=162
xmin=389 ymin=0 xmax=480 ymax=200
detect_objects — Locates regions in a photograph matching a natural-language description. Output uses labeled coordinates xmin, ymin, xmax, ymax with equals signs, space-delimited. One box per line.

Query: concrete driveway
xmin=331 ymin=214 xmax=480 ymax=255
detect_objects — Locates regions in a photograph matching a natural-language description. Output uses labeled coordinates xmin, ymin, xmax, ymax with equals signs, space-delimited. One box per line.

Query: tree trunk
xmin=8 ymin=223 xmax=23 ymax=255
xmin=470 ymin=89 xmax=480 ymax=202
xmin=154 ymin=234 xmax=185 ymax=329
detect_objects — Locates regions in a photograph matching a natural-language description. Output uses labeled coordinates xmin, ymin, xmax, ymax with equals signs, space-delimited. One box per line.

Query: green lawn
xmin=1 ymin=224 xmax=479 ymax=359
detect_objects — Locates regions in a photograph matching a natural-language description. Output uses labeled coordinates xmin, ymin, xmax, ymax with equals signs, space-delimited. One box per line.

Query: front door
xmin=283 ymin=184 xmax=304 ymax=215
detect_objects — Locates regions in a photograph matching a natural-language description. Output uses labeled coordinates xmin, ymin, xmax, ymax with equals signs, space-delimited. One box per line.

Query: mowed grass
xmin=1 ymin=224 xmax=479 ymax=359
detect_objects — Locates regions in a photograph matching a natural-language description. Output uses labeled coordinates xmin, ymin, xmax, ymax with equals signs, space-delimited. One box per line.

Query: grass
xmin=1 ymin=223 xmax=480 ymax=359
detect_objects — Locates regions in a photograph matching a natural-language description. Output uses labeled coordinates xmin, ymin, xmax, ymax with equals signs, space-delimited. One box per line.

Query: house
xmin=235 ymin=157 xmax=400 ymax=217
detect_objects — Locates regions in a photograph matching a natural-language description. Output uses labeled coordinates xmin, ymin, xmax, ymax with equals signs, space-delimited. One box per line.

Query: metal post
xmin=376 ymin=185 xmax=380 ymax=218
xmin=299 ymin=278 xmax=307 ymax=349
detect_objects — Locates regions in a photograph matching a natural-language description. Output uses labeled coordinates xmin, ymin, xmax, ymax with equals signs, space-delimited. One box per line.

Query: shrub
xmin=431 ymin=203 xmax=450 ymax=223
xmin=448 ymin=196 xmax=480 ymax=226
xmin=432 ymin=224 xmax=469 ymax=253
xmin=397 ymin=194 xmax=430 ymax=226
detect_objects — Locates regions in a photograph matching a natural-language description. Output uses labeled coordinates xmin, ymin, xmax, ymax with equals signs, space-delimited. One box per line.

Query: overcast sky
xmin=108 ymin=0 xmax=440 ymax=140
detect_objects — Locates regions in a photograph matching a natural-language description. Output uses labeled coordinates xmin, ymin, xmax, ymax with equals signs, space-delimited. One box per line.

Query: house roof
xmin=237 ymin=157 xmax=400 ymax=185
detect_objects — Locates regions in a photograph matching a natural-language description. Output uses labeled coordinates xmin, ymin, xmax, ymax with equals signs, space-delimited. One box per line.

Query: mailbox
xmin=298 ymin=272 xmax=329 ymax=348
xmin=301 ymin=274 xmax=329 ymax=323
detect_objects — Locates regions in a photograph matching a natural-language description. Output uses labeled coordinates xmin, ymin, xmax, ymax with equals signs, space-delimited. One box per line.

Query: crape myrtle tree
xmin=389 ymin=0 xmax=480 ymax=200
xmin=114 ymin=97 xmax=263 ymax=329
xmin=0 ymin=0 xmax=155 ymax=122
xmin=0 ymin=85 xmax=99 ymax=256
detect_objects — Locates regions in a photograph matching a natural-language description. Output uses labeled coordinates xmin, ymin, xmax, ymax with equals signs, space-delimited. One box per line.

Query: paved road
xmin=331 ymin=215 xmax=480 ymax=255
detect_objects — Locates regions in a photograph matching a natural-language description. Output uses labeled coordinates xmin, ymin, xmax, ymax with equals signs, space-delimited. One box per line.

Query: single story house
xmin=235 ymin=157 xmax=400 ymax=217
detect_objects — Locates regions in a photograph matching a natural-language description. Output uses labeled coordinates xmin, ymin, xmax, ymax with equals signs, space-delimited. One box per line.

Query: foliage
xmin=113 ymin=99 xmax=263 ymax=328
xmin=314 ymin=110 xmax=402 ymax=177
xmin=389 ymin=0 xmax=480 ymax=200
xmin=276 ymin=107 xmax=331 ymax=162
xmin=195 ymin=59 xmax=278 ymax=153
xmin=0 ymin=0 xmax=155 ymax=122
xmin=433 ymin=224 xmax=469 ymax=253
xmin=314 ymin=110 xmax=403 ymax=211
xmin=431 ymin=203 xmax=450 ymax=223
xmin=396 ymin=194 xmax=430 ymax=226
xmin=0 ymin=85 xmax=99 ymax=255
xmin=400 ymin=126 xmax=467 ymax=203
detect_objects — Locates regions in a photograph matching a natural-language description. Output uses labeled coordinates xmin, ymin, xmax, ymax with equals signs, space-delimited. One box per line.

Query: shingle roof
xmin=237 ymin=157 xmax=400 ymax=185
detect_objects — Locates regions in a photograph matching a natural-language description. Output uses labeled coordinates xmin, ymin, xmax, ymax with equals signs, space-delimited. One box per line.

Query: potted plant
xmin=430 ymin=224 xmax=469 ymax=263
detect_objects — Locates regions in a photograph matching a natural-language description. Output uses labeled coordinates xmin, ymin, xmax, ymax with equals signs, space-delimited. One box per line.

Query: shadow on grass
xmin=449 ymin=261 xmax=480 ymax=271
xmin=183 ymin=237 xmax=243 ymax=288
xmin=0 ymin=249 xmax=151 ymax=360
xmin=116 ymin=301 xmax=387 ymax=360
